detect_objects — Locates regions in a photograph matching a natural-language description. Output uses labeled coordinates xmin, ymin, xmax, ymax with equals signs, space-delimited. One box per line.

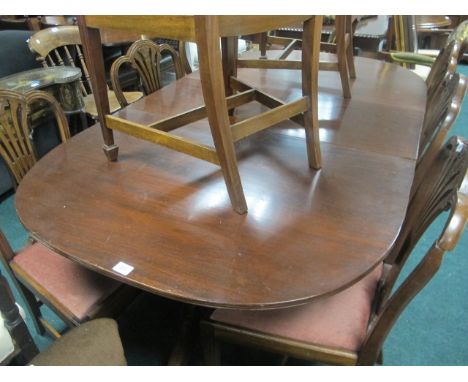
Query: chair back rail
xmin=204 ymin=137 xmax=468 ymax=366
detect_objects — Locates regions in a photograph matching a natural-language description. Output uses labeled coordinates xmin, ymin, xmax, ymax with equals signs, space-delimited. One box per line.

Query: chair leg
xmin=77 ymin=17 xmax=118 ymax=161
xmin=377 ymin=350 xmax=384 ymax=365
xmin=168 ymin=305 xmax=196 ymax=366
xmin=79 ymin=110 xmax=89 ymax=130
xmin=17 ymin=284 xmax=46 ymax=336
xmin=335 ymin=16 xmax=352 ymax=99
xmin=346 ymin=16 xmax=357 ymax=79
xmin=195 ymin=16 xmax=248 ymax=214
xmin=221 ymin=36 xmax=238 ymax=117
xmin=346 ymin=39 xmax=356 ymax=79
xmin=259 ymin=32 xmax=268 ymax=59
xmin=302 ymin=16 xmax=323 ymax=169
xmin=200 ymin=321 xmax=221 ymax=365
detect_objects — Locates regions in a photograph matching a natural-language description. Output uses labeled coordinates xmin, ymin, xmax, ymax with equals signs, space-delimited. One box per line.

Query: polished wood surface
xmin=15 ymin=57 xmax=426 ymax=309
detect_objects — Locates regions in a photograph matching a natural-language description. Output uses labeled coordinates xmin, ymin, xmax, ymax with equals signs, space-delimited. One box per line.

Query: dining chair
xmin=0 ymin=271 xmax=127 ymax=366
xmin=390 ymin=20 xmax=468 ymax=87
xmin=201 ymin=135 xmax=468 ymax=366
xmin=412 ymin=71 xmax=467 ymax=194
xmin=27 ymin=25 xmax=143 ymax=118
xmin=0 ymin=89 xmax=138 ymax=339
xmin=110 ymin=39 xmax=185 ymax=108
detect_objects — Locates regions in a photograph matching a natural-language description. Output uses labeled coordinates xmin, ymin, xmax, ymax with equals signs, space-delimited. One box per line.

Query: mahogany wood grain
xmin=15 ymin=57 xmax=426 ymax=309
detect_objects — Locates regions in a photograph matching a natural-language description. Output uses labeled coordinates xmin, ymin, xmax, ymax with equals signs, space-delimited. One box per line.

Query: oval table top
xmin=15 ymin=56 xmax=426 ymax=310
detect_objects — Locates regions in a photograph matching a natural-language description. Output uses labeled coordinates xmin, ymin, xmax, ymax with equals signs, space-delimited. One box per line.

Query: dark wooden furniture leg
xmin=77 ymin=16 xmax=118 ymax=161
xmin=221 ymin=36 xmax=238 ymax=98
xmin=200 ymin=320 xmax=221 ymax=365
xmin=221 ymin=36 xmax=238 ymax=117
xmin=195 ymin=16 xmax=247 ymax=214
xmin=260 ymin=32 xmax=268 ymax=59
xmin=302 ymin=16 xmax=322 ymax=169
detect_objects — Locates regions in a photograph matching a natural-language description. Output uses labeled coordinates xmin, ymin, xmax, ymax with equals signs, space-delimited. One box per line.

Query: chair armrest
xmin=389 ymin=52 xmax=436 ymax=67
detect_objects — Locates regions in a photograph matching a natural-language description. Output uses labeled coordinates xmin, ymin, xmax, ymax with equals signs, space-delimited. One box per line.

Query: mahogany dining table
xmin=15 ymin=55 xmax=426 ymax=310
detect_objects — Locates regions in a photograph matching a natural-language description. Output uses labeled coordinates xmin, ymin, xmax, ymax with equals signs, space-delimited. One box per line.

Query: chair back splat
xmin=0 ymin=89 xmax=70 ymax=185
xmin=110 ymin=39 xmax=185 ymax=108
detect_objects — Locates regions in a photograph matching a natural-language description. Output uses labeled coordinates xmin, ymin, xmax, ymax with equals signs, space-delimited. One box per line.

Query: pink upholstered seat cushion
xmin=11 ymin=242 xmax=121 ymax=322
xmin=211 ymin=263 xmax=383 ymax=352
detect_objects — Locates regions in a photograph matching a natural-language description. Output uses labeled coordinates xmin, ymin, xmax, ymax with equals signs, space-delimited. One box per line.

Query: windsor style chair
xmin=27 ymin=25 xmax=143 ymax=118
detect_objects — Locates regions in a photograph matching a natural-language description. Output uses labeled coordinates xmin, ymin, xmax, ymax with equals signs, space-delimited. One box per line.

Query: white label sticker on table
xmin=112 ymin=262 xmax=134 ymax=276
